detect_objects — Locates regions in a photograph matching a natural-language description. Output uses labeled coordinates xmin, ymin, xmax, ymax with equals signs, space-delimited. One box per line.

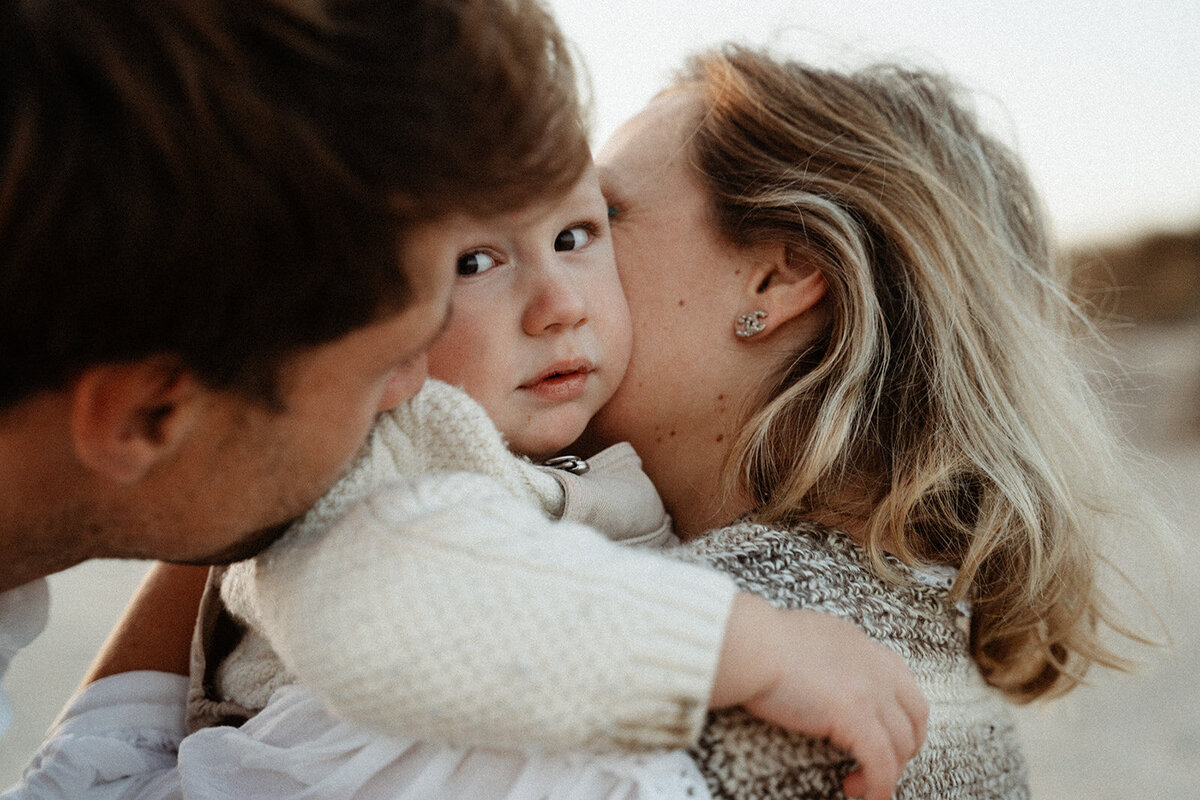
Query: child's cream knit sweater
xmin=191 ymin=379 xmax=737 ymax=751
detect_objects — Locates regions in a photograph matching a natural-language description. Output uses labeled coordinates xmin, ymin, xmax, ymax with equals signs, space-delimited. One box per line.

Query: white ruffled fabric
xmin=5 ymin=673 xmax=711 ymax=800
xmin=180 ymin=683 xmax=710 ymax=800
xmin=0 ymin=579 xmax=50 ymax=738
xmin=1 ymin=671 xmax=187 ymax=800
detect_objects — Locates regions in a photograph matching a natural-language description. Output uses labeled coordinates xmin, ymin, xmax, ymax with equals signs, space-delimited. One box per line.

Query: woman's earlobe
xmin=736 ymin=245 xmax=828 ymax=339
xmin=69 ymin=360 xmax=201 ymax=484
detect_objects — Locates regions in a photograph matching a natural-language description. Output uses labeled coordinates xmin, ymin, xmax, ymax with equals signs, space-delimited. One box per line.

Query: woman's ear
xmin=734 ymin=242 xmax=827 ymax=340
xmin=69 ymin=359 xmax=205 ymax=484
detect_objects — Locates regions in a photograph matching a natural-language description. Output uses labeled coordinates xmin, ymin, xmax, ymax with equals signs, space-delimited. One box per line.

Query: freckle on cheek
xmin=715 ymin=434 xmax=724 ymax=443
xmin=717 ymin=394 xmax=725 ymax=401
xmin=668 ymin=430 xmax=676 ymax=437
xmin=677 ymin=299 xmax=685 ymax=307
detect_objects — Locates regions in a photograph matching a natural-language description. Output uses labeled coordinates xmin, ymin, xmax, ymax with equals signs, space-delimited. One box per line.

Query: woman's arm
xmin=82 ymin=562 xmax=210 ymax=684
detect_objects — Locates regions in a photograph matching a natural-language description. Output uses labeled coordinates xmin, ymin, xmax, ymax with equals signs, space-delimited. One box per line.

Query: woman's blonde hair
xmin=678 ymin=45 xmax=1154 ymax=702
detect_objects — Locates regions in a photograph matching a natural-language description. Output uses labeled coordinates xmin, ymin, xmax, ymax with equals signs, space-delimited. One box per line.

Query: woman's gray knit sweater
xmin=679 ymin=519 xmax=1030 ymax=799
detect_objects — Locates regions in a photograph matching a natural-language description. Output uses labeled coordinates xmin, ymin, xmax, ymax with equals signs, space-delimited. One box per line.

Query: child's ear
xmin=736 ymin=242 xmax=827 ymax=339
xmin=69 ymin=359 xmax=205 ymax=484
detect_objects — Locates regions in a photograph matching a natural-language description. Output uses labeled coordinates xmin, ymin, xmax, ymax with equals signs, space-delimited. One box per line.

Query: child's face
xmin=423 ymin=165 xmax=632 ymax=459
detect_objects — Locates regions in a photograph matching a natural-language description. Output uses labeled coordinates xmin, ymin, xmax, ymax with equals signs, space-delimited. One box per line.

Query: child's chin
xmin=518 ymin=423 xmax=590 ymax=462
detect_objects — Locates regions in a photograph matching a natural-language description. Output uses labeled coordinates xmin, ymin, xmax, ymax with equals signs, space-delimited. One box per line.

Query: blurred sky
xmin=545 ymin=0 xmax=1200 ymax=246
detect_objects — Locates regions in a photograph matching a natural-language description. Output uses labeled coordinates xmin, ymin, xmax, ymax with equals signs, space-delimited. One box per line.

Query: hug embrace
xmin=1 ymin=1 xmax=1165 ymax=799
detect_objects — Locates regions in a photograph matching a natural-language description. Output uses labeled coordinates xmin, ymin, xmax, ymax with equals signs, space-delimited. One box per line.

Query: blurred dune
xmin=1072 ymin=224 xmax=1200 ymax=327
xmin=1072 ymin=220 xmax=1200 ymax=442
xmin=1016 ymin=219 xmax=1200 ymax=796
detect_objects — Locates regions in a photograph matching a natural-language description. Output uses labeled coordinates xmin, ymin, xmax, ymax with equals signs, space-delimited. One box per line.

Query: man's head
xmin=1 ymin=0 xmax=589 ymax=407
xmin=0 ymin=0 xmax=591 ymax=587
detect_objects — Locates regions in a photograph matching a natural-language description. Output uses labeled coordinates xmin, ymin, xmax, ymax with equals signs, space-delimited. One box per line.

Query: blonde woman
xmin=591 ymin=45 xmax=1161 ymax=797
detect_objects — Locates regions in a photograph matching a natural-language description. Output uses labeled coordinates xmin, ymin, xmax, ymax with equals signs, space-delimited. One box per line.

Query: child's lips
xmin=520 ymin=361 xmax=593 ymax=402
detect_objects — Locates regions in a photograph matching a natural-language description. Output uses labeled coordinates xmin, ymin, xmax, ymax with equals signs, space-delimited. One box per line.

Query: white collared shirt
xmin=0 ymin=581 xmax=50 ymax=739
xmin=3 ymin=675 xmax=708 ymax=800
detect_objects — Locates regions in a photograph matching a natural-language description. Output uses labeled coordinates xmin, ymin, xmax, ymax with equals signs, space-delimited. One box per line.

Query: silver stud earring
xmin=735 ymin=310 xmax=767 ymax=339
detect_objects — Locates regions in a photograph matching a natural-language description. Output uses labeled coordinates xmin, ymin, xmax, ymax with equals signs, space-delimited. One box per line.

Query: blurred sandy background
xmin=3 ymin=227 xmax=1199 ymax=794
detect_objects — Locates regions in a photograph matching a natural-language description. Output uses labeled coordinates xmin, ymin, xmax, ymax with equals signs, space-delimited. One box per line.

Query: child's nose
xmin=522 ymin=264 xmax=587 ymax=335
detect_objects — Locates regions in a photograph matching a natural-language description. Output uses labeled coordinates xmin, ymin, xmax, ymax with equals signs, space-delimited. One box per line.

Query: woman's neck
xmin=642 ymin=433 xmax=754 ymax=541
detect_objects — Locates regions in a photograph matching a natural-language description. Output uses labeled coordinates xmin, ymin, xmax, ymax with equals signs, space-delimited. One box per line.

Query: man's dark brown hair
xmin=0 ymin=0 xmax=589 ymax=408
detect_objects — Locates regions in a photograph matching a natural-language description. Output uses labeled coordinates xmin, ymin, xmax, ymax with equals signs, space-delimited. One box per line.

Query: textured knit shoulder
xmin=677 ymin=519 xmax=1029 ymax=800
xmin=213 ymin=378 xmax=564 ymax=717
xmin=192 ymin=377 xmax=739 ymax=750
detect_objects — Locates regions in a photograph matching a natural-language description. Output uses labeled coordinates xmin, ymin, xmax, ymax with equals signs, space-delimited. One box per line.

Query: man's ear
xmin=735 ymin=242 xmax=827 ymax=339
xmin=69 ymin=359 xmax=205 ymax=484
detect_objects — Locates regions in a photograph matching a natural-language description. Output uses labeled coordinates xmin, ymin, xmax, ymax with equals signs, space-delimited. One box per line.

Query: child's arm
xmin=244 ymin=479 xmax=924 ymax=786
xmin=220 ymin=381 xmax=924 ymax=792
xmin=712 ymin=592 xmax=928 ymax=800
xmin=243 ymin=474 xmax=737 ymax=749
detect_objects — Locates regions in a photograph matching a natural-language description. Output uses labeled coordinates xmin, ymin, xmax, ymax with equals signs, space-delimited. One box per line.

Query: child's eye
xmin=457 ymin=250 xmax=497 ymax=276
xmin=554 ymin=226 xmax=591 ymax=252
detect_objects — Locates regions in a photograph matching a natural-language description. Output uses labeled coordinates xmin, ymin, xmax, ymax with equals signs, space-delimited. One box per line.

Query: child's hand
xmin=710 ymin=593 xmax=928 ymax=800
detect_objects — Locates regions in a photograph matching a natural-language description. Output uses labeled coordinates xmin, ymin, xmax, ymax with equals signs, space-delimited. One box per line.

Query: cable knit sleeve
xmin=218 ymin=378 xmax=561 ymax=635
xmin=208 ymin=380 xmax=736 ymax=750
xmin=250 ymin=473 xmax=736 ymax=750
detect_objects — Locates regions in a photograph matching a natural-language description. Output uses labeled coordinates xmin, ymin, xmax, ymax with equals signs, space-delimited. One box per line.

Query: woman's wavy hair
xmin=678 ymin=45 xmax=1156 ymax=702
